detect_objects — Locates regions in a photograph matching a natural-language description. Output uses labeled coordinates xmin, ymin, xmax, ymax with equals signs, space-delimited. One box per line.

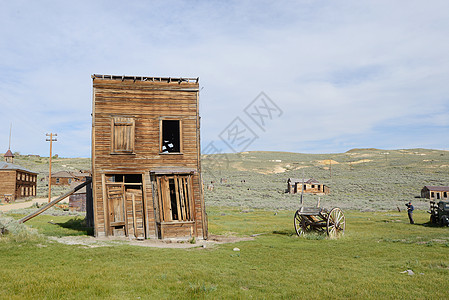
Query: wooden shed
xmin=50 ymin=170 xmax=90 ymax=186
xmin=91 ymin=74 xmax=207 ymax=240
xmin=287 ymin=178 xmax=330 ymax=195
xmin=421 ymin=186 xmax=449 ymax=201
xmin=50 ymin=171 xmax=76 ymax=186
xmin=0 ymin=160 xmax=38 ymax=202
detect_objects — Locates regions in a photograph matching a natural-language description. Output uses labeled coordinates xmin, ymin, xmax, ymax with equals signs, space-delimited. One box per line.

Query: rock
xmin=233 ymin=247 xmax=240 ymax=251
xmin=400 ymin=270 xmax=415 ymax=275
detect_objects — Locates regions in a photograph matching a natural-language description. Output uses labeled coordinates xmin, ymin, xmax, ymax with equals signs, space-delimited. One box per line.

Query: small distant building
xmin=0 ymin=151 xmax=38 ymax=201
xmin=69 ymin=178 xmax=92 ymax=213
xmin=51 ymin=171 xmax=76 ymax=186
xmin=287 ymin=178 xmax=330 ymax=195
xmin=421 ymin=186 xmax=449 ymax=201
xmin=50 ymin=170 xmax=91 ymax=186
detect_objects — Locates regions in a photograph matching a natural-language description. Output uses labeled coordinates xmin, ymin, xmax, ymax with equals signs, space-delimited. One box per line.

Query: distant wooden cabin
xmin=421 ymin=186 xmax=449 ymax=201
xmin=287 ymin=178 xmax=330 ymax=195
xmin=51 ymin=170 xmax=91 ymax=186
xmin=91 ymin=74 xmax=207 ymax=240
xmin=0 ymin=151 xmax=38 ymax=201
xmin=51 ymin=171 xmax=76 ymax=186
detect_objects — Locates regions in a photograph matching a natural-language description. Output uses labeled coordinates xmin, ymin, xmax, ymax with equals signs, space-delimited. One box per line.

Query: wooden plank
xmin=19 ymin=179 xmax=92 ymax=223
xmin=174 ymin=175 xmax=182 ymax=221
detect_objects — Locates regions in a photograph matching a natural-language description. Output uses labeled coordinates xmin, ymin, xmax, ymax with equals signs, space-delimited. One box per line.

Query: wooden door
xmin=106 ymin=184 xmax=126 ymax=236
xmin=125 ymin=189 xmax=145 ymax=239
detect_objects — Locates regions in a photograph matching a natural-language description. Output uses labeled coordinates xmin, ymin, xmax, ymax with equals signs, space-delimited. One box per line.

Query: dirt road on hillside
xmin=0 ymin=198 xmax=53 ymax=212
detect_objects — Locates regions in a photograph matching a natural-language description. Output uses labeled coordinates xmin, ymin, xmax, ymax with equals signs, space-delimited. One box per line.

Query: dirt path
xmin=0 ymin=197 xmax=52 ymax=212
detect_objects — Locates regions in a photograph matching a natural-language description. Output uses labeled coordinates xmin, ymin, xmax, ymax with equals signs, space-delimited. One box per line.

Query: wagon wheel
xmin=326 ymin=208 xmax=345 ymax=238
xmin=294 ymin=210 xmax=311 ymax=236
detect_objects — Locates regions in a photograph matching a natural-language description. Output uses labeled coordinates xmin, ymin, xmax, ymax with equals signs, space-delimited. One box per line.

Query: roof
xmin=4 ymin=149 xmax=14 ymax=157
xmin=51 ymin=171 xmax=75 ymax=178
xmin=92 ymin=74 xmax=199 ymax=84
xmin=72 ymin=172 xmax=91 ymax=177
xmin=0 ymin=162 xmax=37 ymax=174
xmin=287 ymin=178 xmax=320 ymax=184
xmin=70 ymin=181 xmax=87 ymax=194
xmin=423 ymin=186 xmax=449 ymax=192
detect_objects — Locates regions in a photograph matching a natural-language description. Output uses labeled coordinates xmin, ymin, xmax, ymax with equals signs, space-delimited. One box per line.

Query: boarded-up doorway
xmin=104 ymin=174 xmax=146 ymax=238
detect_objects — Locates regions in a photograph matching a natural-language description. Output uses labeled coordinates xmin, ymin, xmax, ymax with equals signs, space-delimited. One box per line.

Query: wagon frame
xmin=294 ymin=206 xmax=346 ymax=238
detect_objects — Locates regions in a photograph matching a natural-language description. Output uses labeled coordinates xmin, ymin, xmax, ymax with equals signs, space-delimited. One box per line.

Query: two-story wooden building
xmin=91 ymin=74 xmax=207 ymax=240
xmin=0 ymin=151 xmax=38 ymax=201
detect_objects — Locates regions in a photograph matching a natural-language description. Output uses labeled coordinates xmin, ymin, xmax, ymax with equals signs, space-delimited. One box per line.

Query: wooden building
xmin=51 ymin=171 xmax=76 ymax=186
xmin=91 ymin=74 xmax=207 ymax=240
xmin=287 ymin=178 xmax=330 ymax=195
xmin=0 ymin=158 xmax=38 ymax=202
xmin=51 ymin=170 xmax=91 ymax=186
xmin=421 ymin=186 xmax=449 ymax=201
xmin=69 ymin=178 xmax=93 ymax=214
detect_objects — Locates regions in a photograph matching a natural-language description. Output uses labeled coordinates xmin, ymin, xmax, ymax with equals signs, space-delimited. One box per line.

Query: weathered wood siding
xmin=51 ymin=177 xmax=73 ymax=186
xmin=92 ymin=77 xmax=205 ymax=239
xmin=0 ymin=171 xmax=16 ymax=200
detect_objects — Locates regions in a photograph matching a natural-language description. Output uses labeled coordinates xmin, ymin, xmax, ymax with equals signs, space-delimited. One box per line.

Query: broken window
xmin=431 ymin=192 xmax=434 ymax=198
xmin=161 ymin=120 xmax=181 ymax=153
xmin=112 ymin=117 xmax=135 ymax=154
xmin=318 ymin=185 xmax=321 ymax=191
xmin=444 ymin=192 xmax=447 ymax=198
xmin=156 ymin=174 xmax=192 ymax=222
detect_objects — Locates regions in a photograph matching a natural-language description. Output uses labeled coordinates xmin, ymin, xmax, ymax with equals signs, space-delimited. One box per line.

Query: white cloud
xmin=0 ymin=1 xmax=448 ymax=156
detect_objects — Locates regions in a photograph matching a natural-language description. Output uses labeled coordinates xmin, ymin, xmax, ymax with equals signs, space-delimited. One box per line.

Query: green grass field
xmin=2 ymin=149 xmax=448 ymax=298
xmin=1 ymin=208 xmax=449 ymax=299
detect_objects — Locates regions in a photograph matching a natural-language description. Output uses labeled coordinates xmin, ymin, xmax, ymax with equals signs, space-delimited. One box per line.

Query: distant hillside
xmin=11 ymin=149 xmax=449 ymax=211
xmin=202 ymin=148 xmax=449 ymax=211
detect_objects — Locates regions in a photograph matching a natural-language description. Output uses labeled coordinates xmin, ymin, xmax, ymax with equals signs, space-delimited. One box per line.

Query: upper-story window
xmin=112 ymin=117 xmax=135 ymax=154
xmin=160 ymin=120 xmax=181 ymax=153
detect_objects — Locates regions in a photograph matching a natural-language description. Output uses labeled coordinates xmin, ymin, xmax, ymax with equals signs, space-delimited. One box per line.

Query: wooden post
xmin=46 ymin=133 xmax=57 ymax=203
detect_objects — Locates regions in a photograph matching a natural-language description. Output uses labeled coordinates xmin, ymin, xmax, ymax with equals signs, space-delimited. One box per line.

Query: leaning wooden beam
xmin=18 ymin=179 xmax=92 ymax=223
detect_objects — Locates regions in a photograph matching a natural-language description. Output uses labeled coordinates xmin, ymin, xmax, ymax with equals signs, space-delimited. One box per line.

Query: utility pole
xmin=46 ymin=133 xmax=57 ymax=203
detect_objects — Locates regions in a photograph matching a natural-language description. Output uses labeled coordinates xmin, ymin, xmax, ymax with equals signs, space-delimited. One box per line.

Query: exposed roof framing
xmin=91 ymin=74 xmax=199 ymax=84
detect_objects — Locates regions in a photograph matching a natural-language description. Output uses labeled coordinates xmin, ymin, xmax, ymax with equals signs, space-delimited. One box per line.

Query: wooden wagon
xmin=294 ymin=206 xmax=345 ymax=238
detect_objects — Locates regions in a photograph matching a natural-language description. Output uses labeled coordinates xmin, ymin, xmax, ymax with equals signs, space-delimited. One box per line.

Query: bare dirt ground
xmin=0 ymin=197 xmax=51 ymax=212
xmin=48 ymin=234 xmax=255 ymax=249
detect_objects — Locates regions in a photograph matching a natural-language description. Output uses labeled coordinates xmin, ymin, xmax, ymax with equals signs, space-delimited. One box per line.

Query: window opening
xmin=161 ymin=120 xmax=180 ymax=153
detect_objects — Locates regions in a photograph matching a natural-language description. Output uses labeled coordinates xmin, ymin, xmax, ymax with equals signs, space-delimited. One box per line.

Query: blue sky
xmin=1 ymin=1 xmax=448 ymax=157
